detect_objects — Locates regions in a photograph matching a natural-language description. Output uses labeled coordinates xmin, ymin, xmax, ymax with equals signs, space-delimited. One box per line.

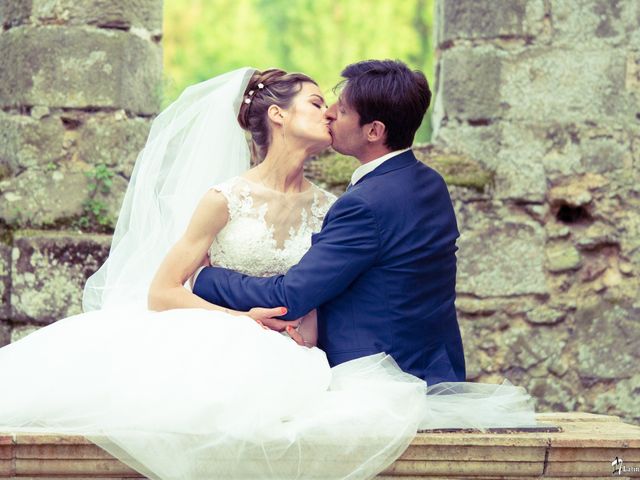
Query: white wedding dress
xmin=0 ymin=176 xmax=535 ymax=480
xmin=0 ymin=176 xmax=428 ymax=480
xmin=0 ymin=68 xmax=536 ymax=480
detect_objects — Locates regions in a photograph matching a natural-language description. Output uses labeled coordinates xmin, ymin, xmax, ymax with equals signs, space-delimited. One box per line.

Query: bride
xmin=0 ymin=67 xmax=535 ymax=480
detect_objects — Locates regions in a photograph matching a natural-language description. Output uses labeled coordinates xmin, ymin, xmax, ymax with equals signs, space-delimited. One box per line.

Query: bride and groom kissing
xmin=184 ymin=59 xmax=466 ymax=386
xmin=0 ymin=60 xmax=534 ymax=480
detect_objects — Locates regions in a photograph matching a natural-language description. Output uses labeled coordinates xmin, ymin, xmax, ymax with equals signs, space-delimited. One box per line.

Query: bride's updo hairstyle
xmin=238 ymin=68 xmax=317 ymax=161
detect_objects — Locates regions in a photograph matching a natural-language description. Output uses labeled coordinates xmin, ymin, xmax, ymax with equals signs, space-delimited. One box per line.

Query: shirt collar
xmin=350 ymin=148 xmax=412 ymax=186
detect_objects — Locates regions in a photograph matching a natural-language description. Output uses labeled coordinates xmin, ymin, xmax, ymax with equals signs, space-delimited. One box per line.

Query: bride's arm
xmin=147 ymin=190 xmax=240 ymax=313
xmin=148 ymin=191 xmax=292 ymax=327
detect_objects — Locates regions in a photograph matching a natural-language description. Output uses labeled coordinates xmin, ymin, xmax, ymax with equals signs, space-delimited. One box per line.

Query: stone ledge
xmin=1 ymin=413 xmax=638 ymax=478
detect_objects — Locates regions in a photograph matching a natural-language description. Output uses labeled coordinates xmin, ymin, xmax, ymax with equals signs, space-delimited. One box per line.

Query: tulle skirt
xmin=0 ymin=307 xmax=535 ymax=480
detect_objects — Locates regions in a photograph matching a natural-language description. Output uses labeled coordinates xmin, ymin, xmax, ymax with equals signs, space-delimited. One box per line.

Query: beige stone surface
xmin=0 ymin=111 xmax=65 ymax=171
xmin=0 ymin=166 xmax=93 ymax=227
xmin=7 ymin=0 xmax=164 ymax=33
xmin=15 ymin=442 xmax=111 ymax=460
xmin=384 ymin=460 xmax=543 ymax=476
xmin=0 ymin=110 xmax=148 ymax=229
xmin=457 ymin=222 xmax=547 ymax=297
xmin=9 ymin=325 xmax=40 ymax=344
xmin=1 ymin=413 xmax=638 ymax=478
xmin=501 ymin=48 xmax=629 ymax=124
xmin=10 ymin=230 xmax=111 ymax=323
xmin=437 ymin=0 xmax=546 ymax=44
xmin=0 ymin=27 xmax=161 ymax=114
xmin=435 ymin=0 xmax=640 ymax=426
xmin=399 ymin=444 xmax=545 ymax=461
xmin=14 ymin=459 xmax=139 ymax=476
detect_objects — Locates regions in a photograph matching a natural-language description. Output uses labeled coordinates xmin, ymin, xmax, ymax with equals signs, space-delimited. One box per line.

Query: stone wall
xmin=430 ymin=0 xmax=640 ymax=423
xmin=0 ymin=0 xmax=162 ymax=342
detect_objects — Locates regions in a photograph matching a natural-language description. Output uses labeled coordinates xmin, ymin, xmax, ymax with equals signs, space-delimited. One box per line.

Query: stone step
xmin=1 ymin=412 xmax=639 ymax=478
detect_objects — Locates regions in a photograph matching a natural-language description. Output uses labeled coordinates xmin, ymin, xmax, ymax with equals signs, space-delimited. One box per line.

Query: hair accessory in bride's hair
xmin=244 ymin=86 xmax=261 ymax=105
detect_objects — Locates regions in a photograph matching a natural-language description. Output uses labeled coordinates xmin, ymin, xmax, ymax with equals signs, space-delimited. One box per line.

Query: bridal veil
xmin=82 ymin=67 xmax=256 ymax=311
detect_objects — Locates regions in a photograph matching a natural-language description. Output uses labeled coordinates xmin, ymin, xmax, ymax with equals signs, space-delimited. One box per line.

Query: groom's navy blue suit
xmin=194 ymin=150 xmax=465 ymax=385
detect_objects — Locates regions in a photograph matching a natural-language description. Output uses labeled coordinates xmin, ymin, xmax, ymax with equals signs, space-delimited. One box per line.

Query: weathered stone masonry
xmin=0 ymin=0 xmax=162 ymax=339
xmin=430 ymin=0 xmax=640 ymax=423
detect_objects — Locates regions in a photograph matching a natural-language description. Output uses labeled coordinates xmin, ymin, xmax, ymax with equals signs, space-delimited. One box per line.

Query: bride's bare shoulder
xmin=201 ymin=187 xmax=228 ymax=204
xmin=193 ymin=188 xmax=230 ymax=220
xmin=204 ymin=176 xmax=244 ymax=205
xmin=179 ymin=188 xmax=230 ymax=241
xmin=197 ymin=176 xmax=248 ymax=221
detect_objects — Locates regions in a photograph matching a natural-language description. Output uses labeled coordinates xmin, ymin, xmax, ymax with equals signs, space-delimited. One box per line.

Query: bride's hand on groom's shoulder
xmin=246 ymin=307 xmax=298 ymax=331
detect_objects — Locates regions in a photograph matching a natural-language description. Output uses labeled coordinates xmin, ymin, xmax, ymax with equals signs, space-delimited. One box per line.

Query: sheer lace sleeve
xmin=205 ymin=178 xmax=336 ymax=346
xmin=310 ymin=187 xmax=337 ymax=226
xmin=211 ymin=177 xmax=251 ymax=220
xmin=206 ymin=177 xmax=336 ymax=278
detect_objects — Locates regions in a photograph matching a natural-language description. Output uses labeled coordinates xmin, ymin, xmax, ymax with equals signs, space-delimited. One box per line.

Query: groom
xmin=194 ymin=60 xmax=465 ymax=385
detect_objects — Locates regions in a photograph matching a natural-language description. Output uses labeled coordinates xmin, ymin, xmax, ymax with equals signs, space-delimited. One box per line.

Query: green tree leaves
xmin=163 ymin=0 xmax=435 ymax=141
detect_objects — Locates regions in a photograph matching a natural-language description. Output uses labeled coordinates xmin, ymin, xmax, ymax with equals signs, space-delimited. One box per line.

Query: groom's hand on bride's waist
xmin=246 ymin=306 xmax=299 ymax=332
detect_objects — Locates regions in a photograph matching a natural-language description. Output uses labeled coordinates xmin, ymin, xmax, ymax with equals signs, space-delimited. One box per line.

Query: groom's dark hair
xmin=338 ymin=60 xmax=431 ymax=150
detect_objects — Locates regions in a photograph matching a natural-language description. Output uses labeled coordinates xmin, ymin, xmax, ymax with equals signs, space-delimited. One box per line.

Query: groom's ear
xmin=365 ymin=120 xmax=387 ymax=144
xmin=267 ymin=105 xmax=286 ymax=126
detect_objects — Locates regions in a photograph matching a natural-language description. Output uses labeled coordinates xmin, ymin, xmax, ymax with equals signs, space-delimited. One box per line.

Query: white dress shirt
xmin=350 ymin=148 xmax=412 ymax=186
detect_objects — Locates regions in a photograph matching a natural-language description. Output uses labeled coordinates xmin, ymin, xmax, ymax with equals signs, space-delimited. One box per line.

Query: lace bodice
xmin=208 ymin=176 xmax=336 ymax=276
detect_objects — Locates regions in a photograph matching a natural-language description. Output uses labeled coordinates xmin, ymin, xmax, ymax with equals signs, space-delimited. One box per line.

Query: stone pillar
xmin=0 ymin=0 xmax=163 ymax=342
xmin=432 ymin=0 xmax=640 ymax=423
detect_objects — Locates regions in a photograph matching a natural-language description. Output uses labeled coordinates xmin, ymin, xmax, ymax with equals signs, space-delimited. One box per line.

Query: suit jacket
xmin=193 ymin=150 xmax=465 ymax=385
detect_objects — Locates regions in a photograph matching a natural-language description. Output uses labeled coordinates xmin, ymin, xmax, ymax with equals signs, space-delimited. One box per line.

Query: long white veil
xmin=83 ymin=67 xmax=256 ymax=311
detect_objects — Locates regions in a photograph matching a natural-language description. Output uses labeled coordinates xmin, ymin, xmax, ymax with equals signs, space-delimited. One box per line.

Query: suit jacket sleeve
xmin=192 ymin=192 xmax=379 ymax=320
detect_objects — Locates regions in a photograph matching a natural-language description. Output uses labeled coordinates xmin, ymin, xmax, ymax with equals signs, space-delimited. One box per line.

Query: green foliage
xmin=74 ymin=164 xmax=115 ymax=232
xmin=87 ymin=164 xmax=114 ymax=194
xmin=428 ymin=154 xmax=494 ymax=191
xmin=163 ymin=0 xmax=435 ymax=141
xmin=313 ymin=152 xmax=360 ymax=187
